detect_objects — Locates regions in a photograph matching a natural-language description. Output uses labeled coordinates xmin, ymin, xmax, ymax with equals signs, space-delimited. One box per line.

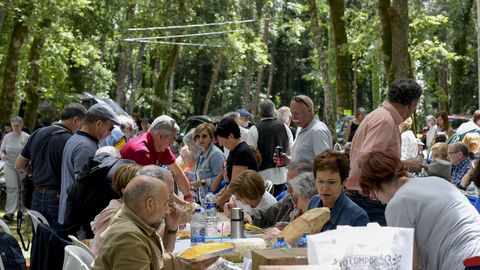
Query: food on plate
xmin=179 ymin=243 xmax=235 ymax=262
xmin=244 ymin=223 xmax=263 ymax=234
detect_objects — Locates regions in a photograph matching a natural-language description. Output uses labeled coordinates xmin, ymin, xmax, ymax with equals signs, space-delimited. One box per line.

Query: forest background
xmin=0 ymin=0 xmax=478 ymax=142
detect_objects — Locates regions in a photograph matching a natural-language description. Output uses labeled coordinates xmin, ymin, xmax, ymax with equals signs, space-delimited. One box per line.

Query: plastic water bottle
xmin=204 ymin=192 xmax=218 ymax=239
xmin=190 ymin=208 xmax=206 ymax=245
xmin=296 ymin=233 xmax=307 ymax=248
xmin=272 ymin=236 xmax=291 ymax=249
xmin=205 ymin=192 xmax=217 ymax=216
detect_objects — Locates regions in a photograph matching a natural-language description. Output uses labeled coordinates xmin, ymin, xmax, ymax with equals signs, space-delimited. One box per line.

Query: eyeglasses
xmin=448 ymin=151 xmax=459 ymax=155
xmin=291 ymin=96 xmax=310 ymax=109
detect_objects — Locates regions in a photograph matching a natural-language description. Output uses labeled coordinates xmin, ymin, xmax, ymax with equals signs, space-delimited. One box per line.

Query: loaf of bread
xmin=278 ymin=207 xmax=330 ymax=246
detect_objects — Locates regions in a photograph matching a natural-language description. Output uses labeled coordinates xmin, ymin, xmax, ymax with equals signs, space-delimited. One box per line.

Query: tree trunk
xmin=0 ymin=6 xmax=31 ymax=123
xmin=0 ymin=4 xmax=6 ymax=31
xmin=115 ymin=5 xmax=135 ymax=109
xmin=328 ymin=0 xmax=351 ymax=112
xmin=253 ymin=8 xmax=272 ymax=116
xmin=266 ymin=51 xmax=275 ymax=99
xmin=152 ymin=44 xmax=181 ymax=115
xmin=99 ymin=34 xmax=107 ymax=63
xmin=451 ymin=0 xmax=474 ymax=113
xmin=203 ymin=53 xmax=225 ymax=115
xmin=308 ymin=0 xmax=336 ymax=142
xmin=128 ymin=42 xmax=146 ymax=114
xmin=390 ymin=0 xmax=409 ymax=80
xmin=152 ymin=0 xmax=186 ymax=116
xmin=167 ymin=67 xmax=175 ymax=114
xmin=242 ymin=61 xmax=254 ymax=110
xmin=378 ymin=0 xmax=393 ymax=85
xmin=24 ymin=19 xmax=52 ymax=132
xmin=437 ymin=28 xmax=449 ymax=112
xmin=478 ymin=0 xmax=480 ymax=109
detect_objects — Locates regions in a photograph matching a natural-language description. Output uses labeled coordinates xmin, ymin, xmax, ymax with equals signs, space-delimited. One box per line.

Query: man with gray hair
xmin=120 ymin=115 xmax=192 ymax=202
xmin=277 ymin=106 xmax=297 ymax=140
xmin=448 ymin=142 xmax=472 ymax=188
xmin=247 ymin=99 xmax=293 ymax=196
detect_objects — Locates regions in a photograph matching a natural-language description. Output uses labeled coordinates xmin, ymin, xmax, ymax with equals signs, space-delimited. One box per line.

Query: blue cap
xmin=235 ymin=108 xmax=251 ymax=117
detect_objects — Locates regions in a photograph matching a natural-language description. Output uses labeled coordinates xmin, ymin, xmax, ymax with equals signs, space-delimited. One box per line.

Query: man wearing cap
xmin=236 ymin=108 xmax=252 ymax=128
xmin=120 ymin=115 xmax=193 ymax=202
xmin=15 ymin=103 xmax=87 ymax=234
xmin=289 ymin=95 xmax=332 ymax=163
xmin=58 ymin=103 xmax=120 ymax=228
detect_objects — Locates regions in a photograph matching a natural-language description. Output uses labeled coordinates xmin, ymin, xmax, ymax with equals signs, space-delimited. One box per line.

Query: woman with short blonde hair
xmin=225 ymin=170 xmax=276 ymax=217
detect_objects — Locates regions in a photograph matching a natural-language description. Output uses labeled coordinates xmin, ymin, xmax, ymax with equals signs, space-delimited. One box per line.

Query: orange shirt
xmin=347 ymin=101 xmax=404 ymax=191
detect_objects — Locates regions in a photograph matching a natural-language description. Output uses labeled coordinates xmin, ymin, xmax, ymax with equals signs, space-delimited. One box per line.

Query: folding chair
xmin=0 ymin=219 xmax=11 ymax=234
xmin=62 ymin=245 xmax=94 ymax=270
xmin=27 ymin=210 xmax=49 ymax=233
xmin=68 ymin=235 xmax=96 ymax=258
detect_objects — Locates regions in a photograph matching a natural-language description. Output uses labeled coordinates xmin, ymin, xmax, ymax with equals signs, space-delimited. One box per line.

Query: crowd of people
xmin=0 ymin=78 xmax=479 ymax=269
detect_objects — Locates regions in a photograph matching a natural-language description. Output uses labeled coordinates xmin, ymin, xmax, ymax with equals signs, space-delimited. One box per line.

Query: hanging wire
xmin=127 ymin=18 xmax=257 ymax=31
xmin=124 ymin=29 xmax=244 ymax=41
xmin=123 ymin=39 xmax=231 ymax=48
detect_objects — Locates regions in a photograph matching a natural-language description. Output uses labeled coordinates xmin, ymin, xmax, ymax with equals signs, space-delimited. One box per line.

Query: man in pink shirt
xmin=120 ymin=115 xmax=193 ymax=202
xmin=348 ymin=78 xmax=422 ymax=225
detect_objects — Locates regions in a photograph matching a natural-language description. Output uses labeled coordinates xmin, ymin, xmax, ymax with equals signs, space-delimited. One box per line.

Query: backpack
xmin=0 ymin=232 xmax=27 ymax=270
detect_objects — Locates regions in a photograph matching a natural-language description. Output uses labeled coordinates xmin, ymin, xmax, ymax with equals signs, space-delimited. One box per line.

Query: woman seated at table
xmin=190 ymin=123 xmax=225 ymax=193
xmin=359 ymin=151 xmax=480 ymax=270
xmin=307 ymin=150 xmax=368 ymax=231
xmin=287 ymin=172 xmax=317 ymax=221
xmin=224 ymin=170 xmax=276 ymax=217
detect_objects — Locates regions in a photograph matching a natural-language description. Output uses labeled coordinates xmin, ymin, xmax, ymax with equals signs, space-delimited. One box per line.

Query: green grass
xmin=0 ymin=194 xmax=33 ymax=258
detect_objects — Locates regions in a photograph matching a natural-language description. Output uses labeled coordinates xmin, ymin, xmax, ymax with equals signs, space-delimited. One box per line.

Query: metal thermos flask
xmin=231 ymin=207 xmax=244 ymax=239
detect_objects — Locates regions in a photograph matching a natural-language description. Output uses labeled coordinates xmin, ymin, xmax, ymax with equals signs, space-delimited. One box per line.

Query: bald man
xmin=289 ymin=95 xmax=332 ymax=163
xmin=93 ymin=175 xmax=180 ymax=270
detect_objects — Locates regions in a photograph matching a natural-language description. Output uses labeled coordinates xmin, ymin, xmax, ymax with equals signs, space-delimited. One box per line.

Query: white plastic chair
xmin=27 ymin=209 xmax=49 ymax=232
xmin=0 ymin=218 xmax=8 ymax=270
xmin=68 ymin=235 xmax=96 ymax=258
xmin=62 ymin=245 xmax=94 ymax=270
xmin=0 ymin=219 xmax=11 ymax=234
xmin=265 ymin=180 xmax=273 ymax=194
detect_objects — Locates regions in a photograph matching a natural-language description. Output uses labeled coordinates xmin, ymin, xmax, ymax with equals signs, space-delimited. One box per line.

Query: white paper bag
xmin=307 ymin=223 xmax=414 ymax=270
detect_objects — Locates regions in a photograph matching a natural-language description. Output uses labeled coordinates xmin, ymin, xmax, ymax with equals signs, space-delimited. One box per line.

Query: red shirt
xmin=120 ymin=132 xmax=175 ymax=166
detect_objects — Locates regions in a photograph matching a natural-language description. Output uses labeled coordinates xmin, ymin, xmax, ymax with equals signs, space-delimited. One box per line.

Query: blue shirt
xmin=451 ymin=158 xmax=472 ymax=187
xmin=307 ymin=192 xmax=368 ymax=231
xmin=195 ymin=144 xmax=225 ymax=190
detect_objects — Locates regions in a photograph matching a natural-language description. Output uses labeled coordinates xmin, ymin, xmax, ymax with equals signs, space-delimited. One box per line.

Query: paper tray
xmin=178 ymin=243 xmax=235 ymax=263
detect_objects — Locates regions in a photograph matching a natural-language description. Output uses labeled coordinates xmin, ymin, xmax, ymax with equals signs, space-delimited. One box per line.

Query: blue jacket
xmin=307 ymin=192 xmax=368 ymax=231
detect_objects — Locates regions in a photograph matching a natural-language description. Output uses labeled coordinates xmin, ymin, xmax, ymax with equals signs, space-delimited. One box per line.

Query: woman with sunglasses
xmin=359 ymin=151 xmax=480 ymax=270
xmin=190 ymin=123 xmax=225 ymax=193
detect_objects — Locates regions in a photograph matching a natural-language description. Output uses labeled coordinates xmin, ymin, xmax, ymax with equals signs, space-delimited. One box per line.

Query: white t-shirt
xmin=232 ymin=191 xmax=277 ymax=216
xmin=400 ymin=130 xmax=418 ymax=160
xmin=386 ymin=177 xmax=480 ymax=270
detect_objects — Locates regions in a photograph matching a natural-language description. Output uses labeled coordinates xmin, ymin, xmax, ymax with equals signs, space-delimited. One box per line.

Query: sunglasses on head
xmin=291 ymin=96 xmax=310 ymax=109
